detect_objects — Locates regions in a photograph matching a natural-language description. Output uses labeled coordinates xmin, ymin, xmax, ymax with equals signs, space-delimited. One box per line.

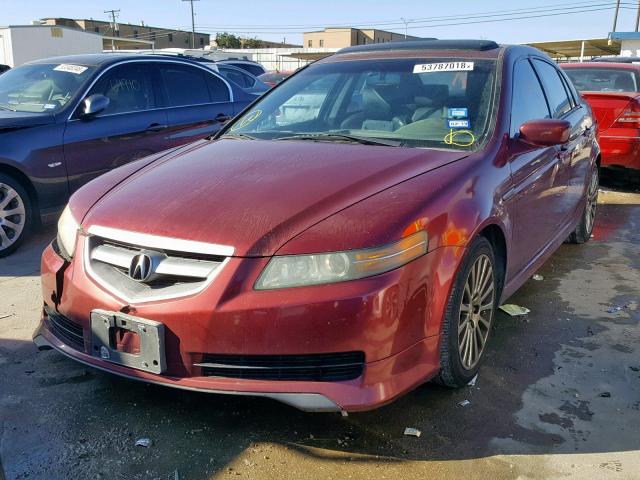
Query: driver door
xmin=506 ymin=58 xmax=570 ymax=279
xmin=63 ymin=62 xmax=170 ymax=193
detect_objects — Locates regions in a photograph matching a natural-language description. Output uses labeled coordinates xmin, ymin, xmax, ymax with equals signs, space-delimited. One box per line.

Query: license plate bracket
xmin=90 ymin=309 xmax=166 ymax=374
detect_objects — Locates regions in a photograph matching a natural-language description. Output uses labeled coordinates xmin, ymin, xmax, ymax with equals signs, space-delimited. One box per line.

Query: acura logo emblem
xmin=129 ymin=253 xmax=153 ymax=282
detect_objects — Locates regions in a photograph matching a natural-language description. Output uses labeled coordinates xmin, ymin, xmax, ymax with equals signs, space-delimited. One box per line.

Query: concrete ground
xmin=1 ymin=170 xmax=639 ymax=480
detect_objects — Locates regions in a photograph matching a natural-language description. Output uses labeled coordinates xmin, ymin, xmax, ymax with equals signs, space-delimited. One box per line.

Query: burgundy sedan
xmin=34 ymin=40 xmax=599 ymax=412
xmin=562 ymin=62 xmax=640 ymax=178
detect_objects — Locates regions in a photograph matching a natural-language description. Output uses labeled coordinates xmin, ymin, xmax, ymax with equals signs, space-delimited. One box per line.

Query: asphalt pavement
xmin=0 ymin=170 xmax=639 ymax=480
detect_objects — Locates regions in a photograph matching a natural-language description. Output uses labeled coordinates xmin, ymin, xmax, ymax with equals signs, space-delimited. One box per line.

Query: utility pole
xmin=104 ymin=9 xmax=120 ymax=51
xmin=636 ymin=0 xmax=640 ymax=32
xmin=182 ymin=0 xmax=199 ymax=48
xmin=612 ymin=0 xmax=621 ymax=33
xmin=401 ymin=17 xmax=409 ymax=39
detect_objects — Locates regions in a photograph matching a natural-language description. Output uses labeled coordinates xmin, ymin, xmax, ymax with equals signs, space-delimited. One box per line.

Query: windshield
xmin=0 ymin=63 xmax=96 ymax=113
xmin=224 ymin=58 xmax=498 ymax=150
xmin=564 ymin=67 xmax=639 ymax=93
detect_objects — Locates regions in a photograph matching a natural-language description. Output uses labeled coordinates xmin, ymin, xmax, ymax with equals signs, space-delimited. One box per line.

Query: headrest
xmin=415 ymin=84 xmax=449 ymax=107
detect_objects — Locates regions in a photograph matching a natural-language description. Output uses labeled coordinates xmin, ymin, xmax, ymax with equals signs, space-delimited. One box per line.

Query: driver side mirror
xmin=518 ymin=119 xmax=571 ymax=147
xmin=82 ymin=94 xmax=110 ymax=118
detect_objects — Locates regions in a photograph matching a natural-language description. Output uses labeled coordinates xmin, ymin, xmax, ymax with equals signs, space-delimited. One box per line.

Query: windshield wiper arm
xmin=219 ymin=132 xmax=258 ymax=141
xmin=275 ymin=133 xmax=402 ymax=147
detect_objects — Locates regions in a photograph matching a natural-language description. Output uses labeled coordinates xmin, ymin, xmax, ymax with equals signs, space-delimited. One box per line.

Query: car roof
xmin=323 ymin=39 xmax=540 ymax=64
xmin=337 ymin=39 xmax=500 ymax=54
xmin=27 ymin=53 xmax=207 ymax=68
xmin=561 ymin=62 xmax=640 ymax=70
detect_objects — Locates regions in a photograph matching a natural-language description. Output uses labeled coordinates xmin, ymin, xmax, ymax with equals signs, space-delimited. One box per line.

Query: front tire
xmin=437 ymin=236 xmax=498 ymax=387
xmin=568 ymin=166 xmax=598 ymax=244
xmin=0 ymin=174 xmax=32 ymax=257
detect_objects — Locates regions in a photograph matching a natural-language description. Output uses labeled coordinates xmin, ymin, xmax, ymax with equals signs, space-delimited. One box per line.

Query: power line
xmin=191 ymin=0 xmax=631 ymax=30
xmin=189 ymin=4 xmax=633 ymax=35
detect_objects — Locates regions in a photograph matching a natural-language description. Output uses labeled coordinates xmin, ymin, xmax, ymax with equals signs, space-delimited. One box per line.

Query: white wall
xmin=0 ymin=26 xmax=103 ymax=67
xmin=222 ymin=48 xmax=338 ymax=72
xmin=620 ymin=39 xmax=640 ymax=57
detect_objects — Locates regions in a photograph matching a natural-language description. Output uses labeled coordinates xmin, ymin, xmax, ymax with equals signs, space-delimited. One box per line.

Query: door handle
xmin=215 ymin=114 xmax=231 ymax=123
xmin=146 ymin=123 xmax=168 ymax=132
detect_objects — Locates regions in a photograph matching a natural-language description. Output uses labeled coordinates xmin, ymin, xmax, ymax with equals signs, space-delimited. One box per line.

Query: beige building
xmin=39 ymin=17 xmax=210 ymax=50
xmin=303 ymin=28 xmax=419 ymax=49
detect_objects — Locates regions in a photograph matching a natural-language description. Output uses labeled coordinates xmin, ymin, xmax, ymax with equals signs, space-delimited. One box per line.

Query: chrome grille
xmin=84 ymin=227 xmax=231 ymax=303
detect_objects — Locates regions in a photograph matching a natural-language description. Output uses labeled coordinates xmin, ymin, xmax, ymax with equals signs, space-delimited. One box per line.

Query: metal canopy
xmin=525 ymin=38 xmax=621 ymax=59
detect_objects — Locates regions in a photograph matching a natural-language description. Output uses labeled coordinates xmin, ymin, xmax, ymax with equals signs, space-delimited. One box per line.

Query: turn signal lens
xmin=255 ymin=231 xmax=428 ymax=290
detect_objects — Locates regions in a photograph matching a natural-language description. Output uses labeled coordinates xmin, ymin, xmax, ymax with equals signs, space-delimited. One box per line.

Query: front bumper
xmin=35 ymin=238 xmax=461 ymax=411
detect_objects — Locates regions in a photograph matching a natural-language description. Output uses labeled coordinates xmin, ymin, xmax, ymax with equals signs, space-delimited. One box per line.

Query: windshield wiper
xmin=275 ymin=133 xmax=402 ymax=147
xmin=219 ymin=132 xmax=258 ymax=141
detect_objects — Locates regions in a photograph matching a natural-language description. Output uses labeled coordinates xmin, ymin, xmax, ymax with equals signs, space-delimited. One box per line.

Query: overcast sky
xmin=3 ymin=0 xmax=640 ymax=45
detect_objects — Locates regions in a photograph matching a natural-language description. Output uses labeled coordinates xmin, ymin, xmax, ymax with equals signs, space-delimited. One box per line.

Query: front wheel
xmin=568 ymin=166 xmax=599 ymax=244
xmin=0 ymin=174 xmax=32 ymax=257
xmin=436 ymin=236 xmax=498 ymax=387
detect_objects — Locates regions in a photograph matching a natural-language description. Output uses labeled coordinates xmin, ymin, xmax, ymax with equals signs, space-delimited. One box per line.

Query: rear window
xmin=564 ymin=67 xmax=639 ymax=92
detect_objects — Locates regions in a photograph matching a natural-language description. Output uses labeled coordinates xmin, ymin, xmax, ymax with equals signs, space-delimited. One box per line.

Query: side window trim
xmin=557 ymin=68 xmax=579 ymax=109
xmin=68 ymin=59 xmax=235 ymax=121
xmin=76 ymin=62 xmax=157 ymax=119
xmin=510 ymin=58 xmax=551 ymax=137
xmin=531 ymin=58 xmax=573 ymax=119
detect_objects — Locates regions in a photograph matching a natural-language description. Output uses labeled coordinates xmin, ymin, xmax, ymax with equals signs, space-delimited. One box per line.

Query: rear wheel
xmin=437 ymin=236 xmax=498 ymax=387
xmin=0 ymin=174 xmax=32 ymax=257
xmin=568 ymin=166 xmax=598 ymax=244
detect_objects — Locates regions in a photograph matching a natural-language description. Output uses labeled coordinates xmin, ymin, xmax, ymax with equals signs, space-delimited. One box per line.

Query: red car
xmin=562 ymin=62 xmax=640 ymax=178
xmin=34 ymin=40 xmax=599 ymax=412
xmin=257 ymin=71 xmax=293 ymax=88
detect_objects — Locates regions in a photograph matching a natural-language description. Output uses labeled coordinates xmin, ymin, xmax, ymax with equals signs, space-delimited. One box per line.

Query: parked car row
xmin=30 ymin=39 xmax=600 ymax=412
xmin=561 ymin=61 xmax=640 ymax=178
xmin=0 ymin=54 xmax=262 ymax=256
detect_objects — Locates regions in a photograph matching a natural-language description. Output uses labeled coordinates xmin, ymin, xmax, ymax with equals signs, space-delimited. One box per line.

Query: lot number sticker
xmin=447 ymin=119 xmax=471 ymax=129
xmin=414 ymin=62 xmax=474 ymax=73
xmin=53 ymin=64 xmax=88 ymax=74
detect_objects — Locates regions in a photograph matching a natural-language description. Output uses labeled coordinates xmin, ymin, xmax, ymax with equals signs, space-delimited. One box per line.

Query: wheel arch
xmin=477 ymin=222 xmax=508 ymax=299
xmin=0 ymin=163 xmax=40 ymax=221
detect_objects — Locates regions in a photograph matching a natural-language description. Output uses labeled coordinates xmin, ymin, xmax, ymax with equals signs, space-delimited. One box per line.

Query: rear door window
xmin=236 ymin=63 xmax=264 ymax=77
xmin=220 ymin=67 xmax=255 ymax=88
xmin=159 ymin=64 xmax=211 ymax=107
xmin=532 ymin=59 xmax=573 ymax=118
xmin=88 ymin=63 xmax=156 ymax=115
xmin=205 ymin=74 xmax=231 ymax=103
xmin=511 ymin=60 xmax=551 ymax=136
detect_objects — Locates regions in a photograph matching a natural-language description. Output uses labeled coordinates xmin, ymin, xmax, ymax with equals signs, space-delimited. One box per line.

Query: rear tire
xmin=568 ymin=166 xmax=598 ymax=244
xmin=0 ymin=174 xmax=33 ymax=257
xmin=436 ymin=236 xmax=498 ymax=387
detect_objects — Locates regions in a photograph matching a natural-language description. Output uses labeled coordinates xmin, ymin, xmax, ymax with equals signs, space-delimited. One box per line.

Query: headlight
xmin=255 ymin=231 xmax=428 ymax=290
xmin=56 ymin=205 xmax=80 ymax=259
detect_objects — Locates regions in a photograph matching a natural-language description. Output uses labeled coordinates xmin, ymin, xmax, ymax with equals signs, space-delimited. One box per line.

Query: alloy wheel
xmin=585 ymin=169 xmax=599 ymax=235
xmin=0 ymin=183 xmax=26 ymax=252
xmin=458 ymin=254 xmax=495 ymax=370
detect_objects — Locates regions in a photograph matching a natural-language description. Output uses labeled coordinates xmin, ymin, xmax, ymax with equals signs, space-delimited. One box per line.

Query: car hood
xmin=83 ymin=139 xmax=468 ymax=257
xmin=0 ymin=111 xmax=56 ymax=131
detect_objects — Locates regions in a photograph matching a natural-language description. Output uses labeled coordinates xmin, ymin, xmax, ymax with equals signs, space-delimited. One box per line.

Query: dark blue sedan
xmin=0 ymin=54 xmax=259 ymax=256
